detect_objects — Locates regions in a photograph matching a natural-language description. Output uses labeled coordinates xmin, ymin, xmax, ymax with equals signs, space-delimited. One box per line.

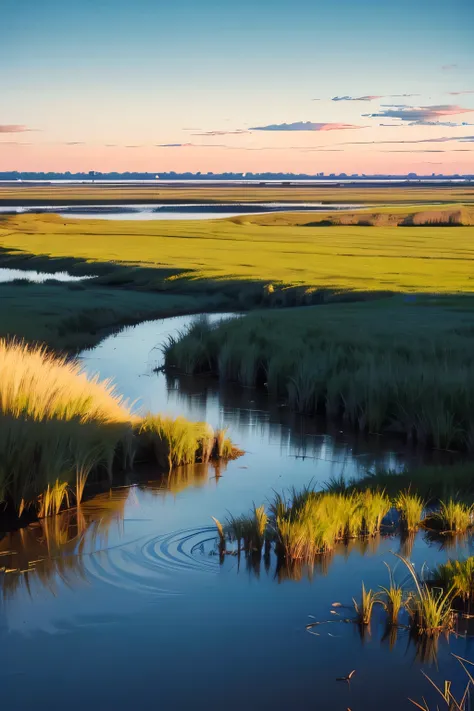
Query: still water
xmin=1 ymin=314 xmax=473 ymax=711
xmin=0 ymin=203 xmax=362 ymax=221
xmin=0 ymin=267 xmax=90 ymax=283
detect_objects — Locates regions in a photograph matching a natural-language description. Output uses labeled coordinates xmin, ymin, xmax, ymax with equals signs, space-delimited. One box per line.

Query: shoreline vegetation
xmin=0 ymin=340 xmax=241 ymax=524
xmin=163 ymin=301 xmax=474 ymax=452
xmin=1 ymin=183 xmax=473 ymax=207
xmin=1 ymin=195 xmax=474 ymax=526
xmin=214 ymin=486 xmax=474 ymax=641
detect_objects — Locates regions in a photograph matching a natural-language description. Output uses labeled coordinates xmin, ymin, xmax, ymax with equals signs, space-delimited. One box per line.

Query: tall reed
xmin=395 ymin=491 xmax=425 ymax=532
xmin=380 ymin=562 xmax=405 ymax=626
xmin=424 ymin=500 xmax=473 ymax=534
xmin=352 ymin=583 xmax=382 ymax=625
xmin=395 ymin=554 xmax=455 ymax=637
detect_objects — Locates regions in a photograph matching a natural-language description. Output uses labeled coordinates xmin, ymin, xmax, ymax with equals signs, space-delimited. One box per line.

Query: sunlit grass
xmin=352 ymin=582 xmax=382 ymax=625
xmin=395 ymin=491 xmax=425 ymax=532
xmin=380 ymin=562 xmax=405 ymax=626
xmin=396 ymin=554 xmax=455 ymax=637
xmin=0 ymin=341 xmax=240 ymax=518
xmin=424 ymin=500 xmax=474 ymax=534
xmin=2 ymin=211 xmax=474 ymax=294
xmin=431 ymin=557 xmax=474 ymax=601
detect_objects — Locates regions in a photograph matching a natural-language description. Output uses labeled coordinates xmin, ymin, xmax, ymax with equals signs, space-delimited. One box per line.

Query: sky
xmin=1 ymin=0 xmax=474 ymax=174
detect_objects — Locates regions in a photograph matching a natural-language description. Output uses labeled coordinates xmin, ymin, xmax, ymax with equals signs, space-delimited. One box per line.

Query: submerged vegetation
xmin=214 ymin=485 xmax=474 ymax=567
xmin=0 ymin=341 xmax=240 ymax=520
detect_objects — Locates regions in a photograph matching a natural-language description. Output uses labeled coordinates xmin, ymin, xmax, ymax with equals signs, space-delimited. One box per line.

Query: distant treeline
xmin=1 ymin=171 xmax=473 ymax=181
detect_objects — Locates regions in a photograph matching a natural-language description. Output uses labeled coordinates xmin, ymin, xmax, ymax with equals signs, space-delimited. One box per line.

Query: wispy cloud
xmin=442 ymin=64 xmax=458 ymax=71
xmin=389 ymin=93 xmax=420 ymax=98
xmin=0 ymin=124 xmax=33 ymax=133
xmin=328 ymin=135 xmax=474 ymax=147
xmin=364 ymin=104 xmax=474 ymax=125
xmin=155 ymin=143 xmax=227 ymax=148
xmin=448 ymin=90 xmax=474 ymax=96
xmin=380 ymin=149 xmax=446 ymax=153
xmin=250 ymin=121 xmax=366 ymax=131
xmin=191 ymin=129 xmax=250 ymax=136
xmin=332 ymin=95 xmax=383 ymax=102
xmin=64 ymin=141 xmax=85 ymax=145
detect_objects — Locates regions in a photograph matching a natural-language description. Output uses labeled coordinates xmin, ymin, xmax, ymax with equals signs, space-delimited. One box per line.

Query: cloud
xmin=363 ymin=104 xmax=474 ymax=124
xmin=250 ymin=121 xmax=366 ymax=131
xmin=389 ymin=93 xmax=421 ymax=98
xmin=380 ymin=149 xmax=446 ymax=153
xmin=155 ymin=142 xmax=227 ymax=148
xmin=331 ymin=134 xmax=474 ymax=147
xmin=442 ymin=64 xmax=458 ymax=71
xmin=191 ymin=129 xmax=250 ymax=136
xmin=448 ymin=90 xmax=474 ymax=95
xmin=0 ymin=124 xmax=33 ymax=133
xmin=64 ymin=141 xmax=84 ymax=145
xmin=332 ymin=95 xmax=383 ymax=102
xmin=0 ymin=141 xmax=32 ymax=145
xmin=409 ymin=121 xmax=474 ymax=127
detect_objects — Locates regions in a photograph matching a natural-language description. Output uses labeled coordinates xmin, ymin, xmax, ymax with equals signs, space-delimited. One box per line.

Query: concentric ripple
xmin=84 ymin=526 xmax=220 ymax=594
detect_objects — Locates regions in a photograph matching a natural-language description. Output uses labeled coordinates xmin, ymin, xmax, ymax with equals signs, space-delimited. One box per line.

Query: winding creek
xmin=2 ymin=314 xmax=474 ymax=710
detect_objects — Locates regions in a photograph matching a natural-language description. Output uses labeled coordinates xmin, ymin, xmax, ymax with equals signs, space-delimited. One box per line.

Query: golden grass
xmin=0 ymin=341 xmax=240 ymax=517
xmin=1 ymin=184 xmax=473 ymax=204
xmin=2 ymin=212 xmax=474 ymax=293
xmin=396 ymin=554 xmax=455 ymax=637
xmin=432 ymin=558 xmax=474 ymax=602
xmin=424 ymin=500 xmax=474 ymax=534
xmin=353 ymin=582 xmax=382 ymax=625
xmin=0 ymin=339 xmax=134 ymax=514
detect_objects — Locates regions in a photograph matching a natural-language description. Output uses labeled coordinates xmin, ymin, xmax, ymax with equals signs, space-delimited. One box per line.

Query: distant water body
xmin=0 ymin=202 xmax=363 ymax=220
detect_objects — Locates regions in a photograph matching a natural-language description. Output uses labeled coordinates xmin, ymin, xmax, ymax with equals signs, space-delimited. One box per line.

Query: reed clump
xmin=380 ymin=562 xmax=405 ymax=626
xmin=395 ymin=491 xmax=425 ymax=532
xmin=353 ymin=583 xmax=382 ymax=625
xmin=396 ymin=555 xmax=455 ymax=637
xmin=423 ymin=500 xmax=474 ymax=534
xmin=431 ymin=557 xmax=474 ymax=602
xmin=225 ymin=504 xmax=269 ymax=553
xmin=219 ymin=487 xmax=391 ymax=564
xmin=0 ymin=340 xmax=241 ymax=519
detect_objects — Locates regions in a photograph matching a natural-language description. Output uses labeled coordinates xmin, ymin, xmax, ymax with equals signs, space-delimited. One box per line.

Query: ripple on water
xmin=84 ymin=526 xmax=220 ymax=595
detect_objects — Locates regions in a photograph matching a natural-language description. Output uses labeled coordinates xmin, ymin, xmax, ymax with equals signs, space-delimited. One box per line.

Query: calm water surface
xmin=0 ymin=203 xmax=363 ymax=220
xmin=0 ymin=267 xmax=91 ymax=283
xmin=1 ymin=314 xmax=473 ymax=711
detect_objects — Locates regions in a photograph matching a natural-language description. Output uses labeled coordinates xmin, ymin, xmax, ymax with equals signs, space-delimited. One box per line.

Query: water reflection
xmin=0 ymin=267 xmax=91 ymax=283
xmin=0 ymin=488 xmax=129 ymax=599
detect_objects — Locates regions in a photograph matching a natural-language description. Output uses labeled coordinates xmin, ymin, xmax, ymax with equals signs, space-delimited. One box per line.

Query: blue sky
xmin=2 ymin=0 xmax=474 ymax=172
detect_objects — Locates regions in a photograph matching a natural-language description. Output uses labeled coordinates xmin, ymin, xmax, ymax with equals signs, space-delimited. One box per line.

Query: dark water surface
xmin=1 ymin=314 xmax=473 ymax=711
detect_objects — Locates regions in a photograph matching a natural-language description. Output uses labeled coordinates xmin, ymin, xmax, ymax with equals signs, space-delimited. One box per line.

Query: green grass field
xmin=0 ymin=282 xmax=227 ymax=350
xmin=164 ymin=297 xmax=474 ymax=450
xmin=1 ymin=212 xmax=474 ymax=294
xmin=1 ymin=184 xmax=473 ymax=205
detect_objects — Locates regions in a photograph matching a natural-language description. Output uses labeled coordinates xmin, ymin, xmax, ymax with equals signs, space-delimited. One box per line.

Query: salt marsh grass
xmin=164 ymin=299 xmax=474 ymax=451
xmin=0 ymin=341 xmax=240 ymax=519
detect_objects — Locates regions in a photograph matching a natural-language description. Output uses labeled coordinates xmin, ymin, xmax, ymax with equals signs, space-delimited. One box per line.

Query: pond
xmin=0 ymin=267 xmax=91 ymax=283
xmin=0 ymin=203 xmax=364 ymax=220
xmin=1 ymin=314 xmax=473 ymax=711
